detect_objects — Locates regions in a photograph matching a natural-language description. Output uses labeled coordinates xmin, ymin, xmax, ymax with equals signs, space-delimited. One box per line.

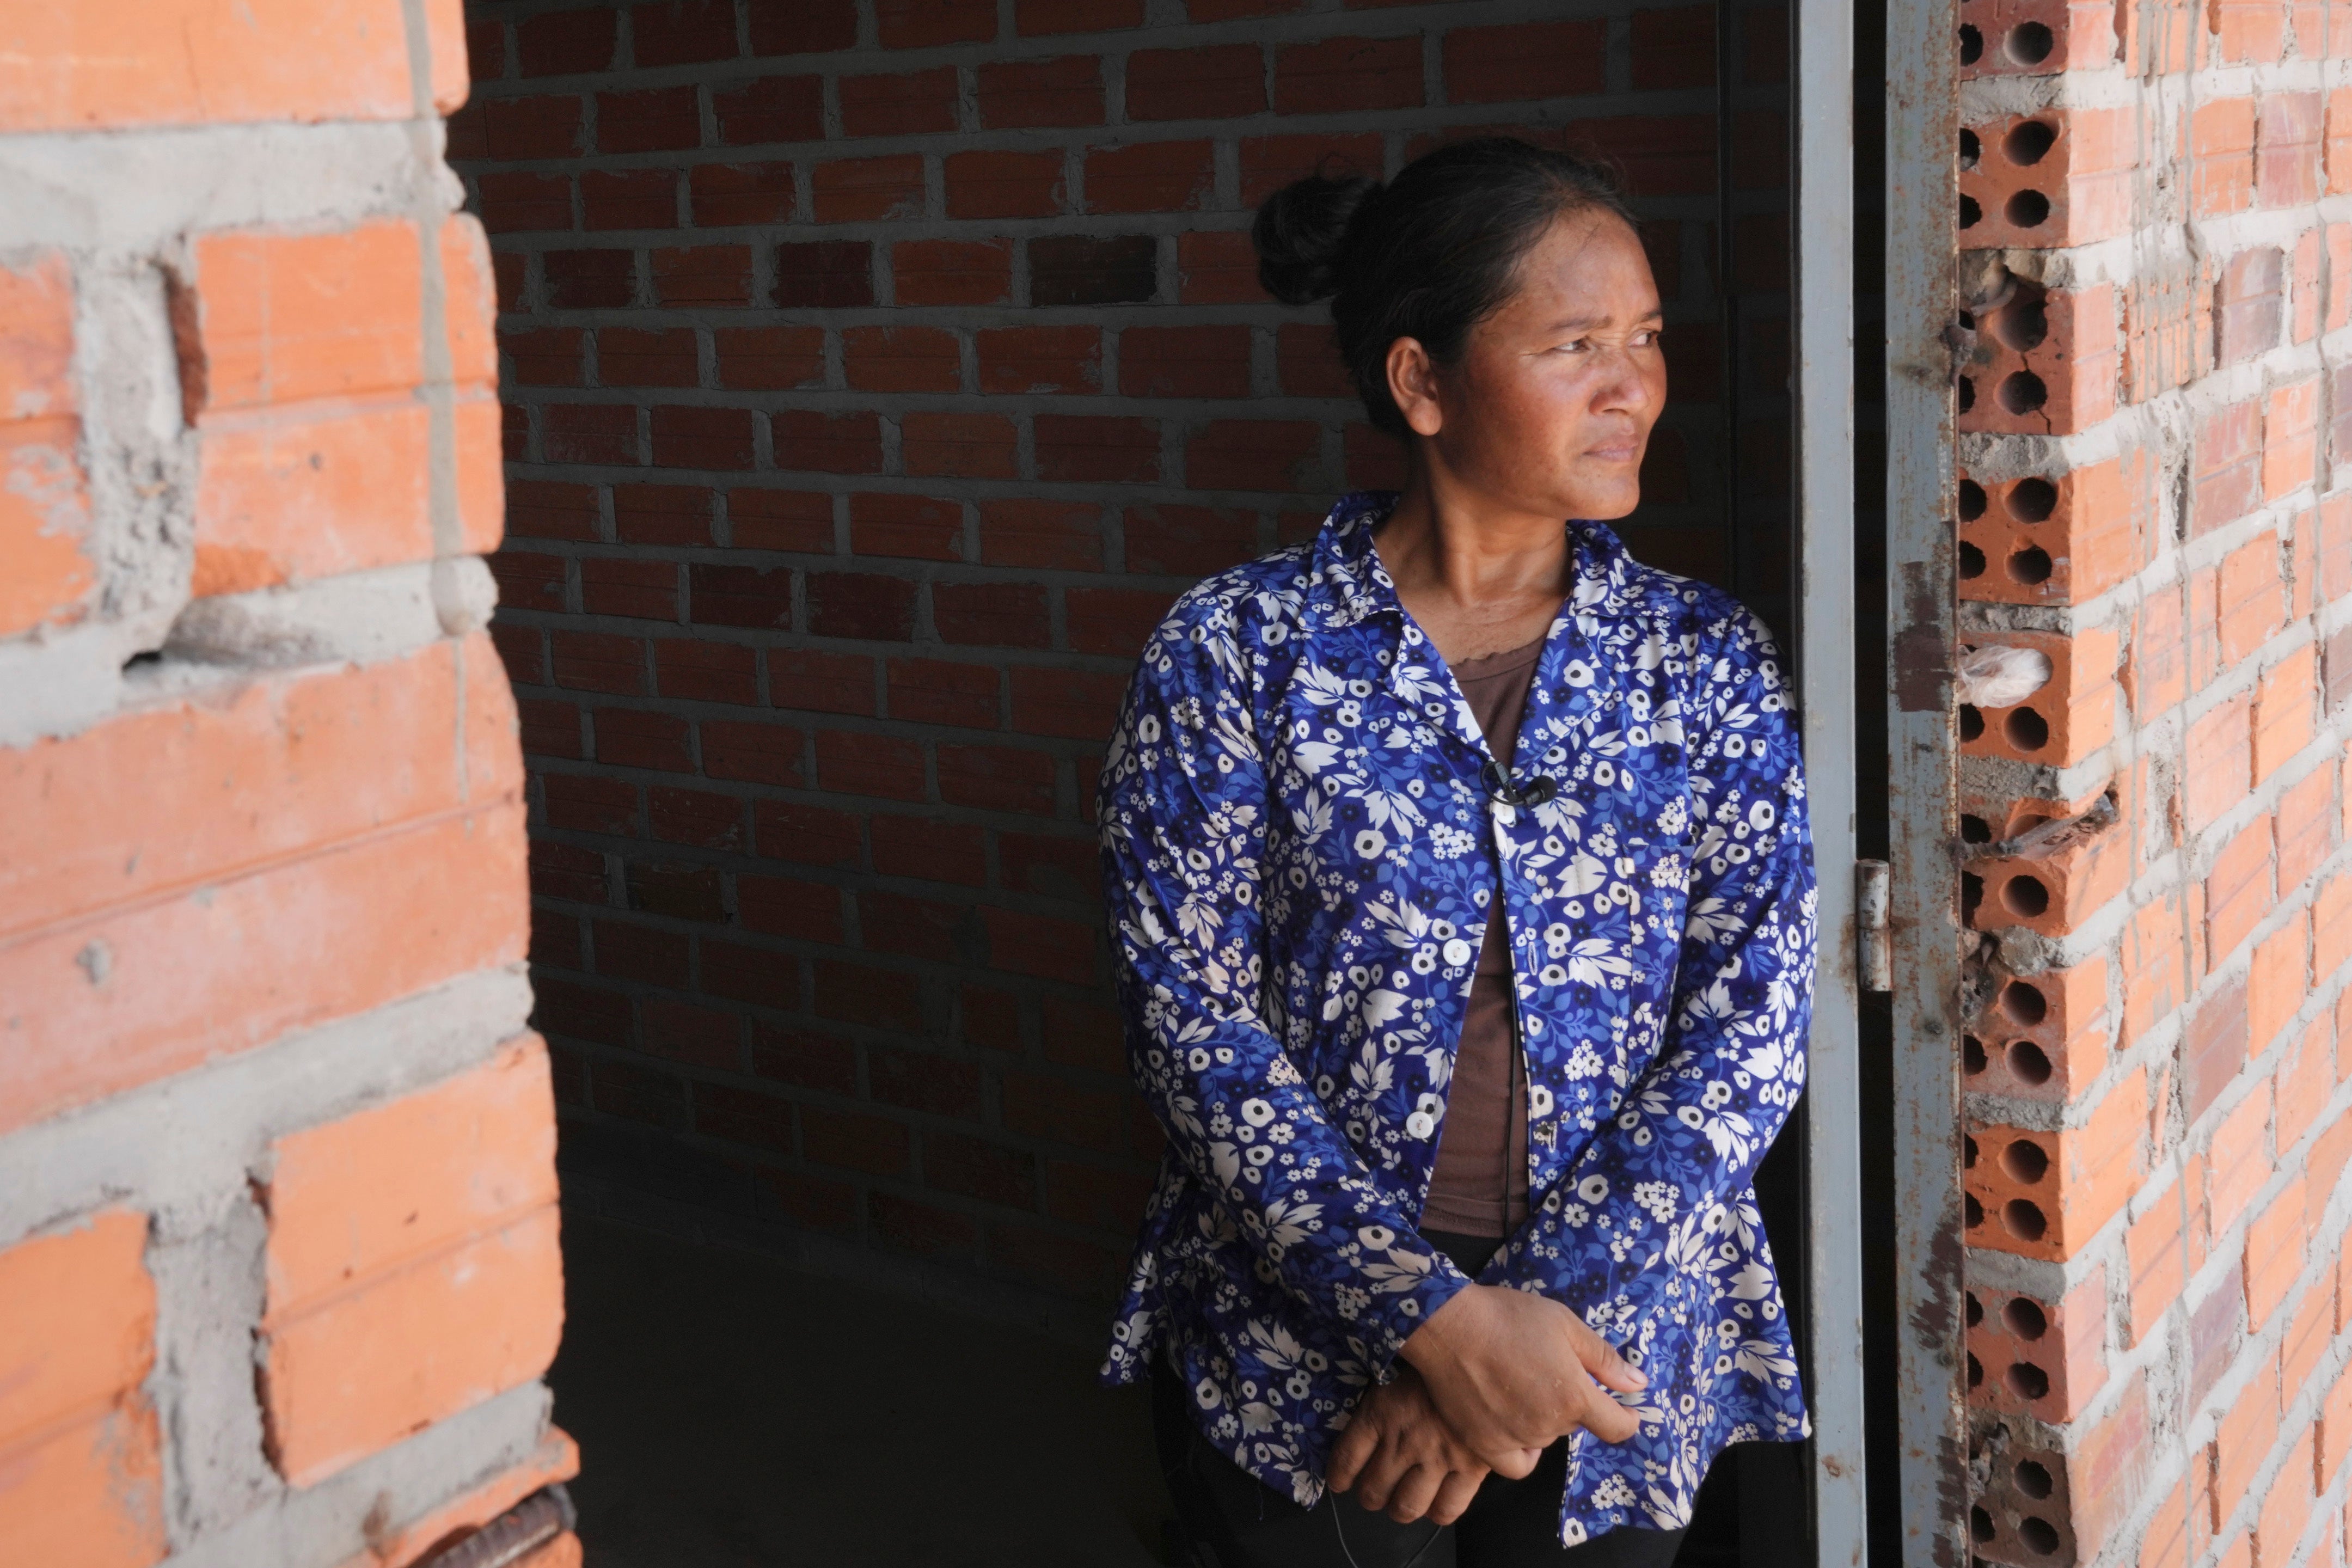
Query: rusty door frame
xmin=1791 ymin=0 xmax=1869 ymax=1558
xmin=1881 ymin=0 xmax=1969 ymax=1553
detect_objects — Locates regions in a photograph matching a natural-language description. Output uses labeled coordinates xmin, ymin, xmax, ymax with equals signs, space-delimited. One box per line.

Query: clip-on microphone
xmin=1481 ymin=759 xmax=1557 ymax=807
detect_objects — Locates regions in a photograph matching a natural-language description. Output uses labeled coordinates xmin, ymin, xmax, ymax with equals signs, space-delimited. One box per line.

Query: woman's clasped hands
xmin=1325 ymin=1282 xmax=1649 ymax=1526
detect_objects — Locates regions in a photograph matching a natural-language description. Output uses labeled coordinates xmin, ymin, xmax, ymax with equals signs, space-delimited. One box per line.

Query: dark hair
xmin=1252 ymin=138 xmax=1635 ymax=437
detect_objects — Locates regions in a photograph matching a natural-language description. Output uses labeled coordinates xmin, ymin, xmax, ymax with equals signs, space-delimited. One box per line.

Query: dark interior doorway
xmin=449 ymin=0 xmax=1888 ymax=1559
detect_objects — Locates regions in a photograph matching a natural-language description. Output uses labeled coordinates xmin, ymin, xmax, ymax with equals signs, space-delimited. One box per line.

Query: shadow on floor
xmin=550 ymin=1211 xmax=1168 ymax=1567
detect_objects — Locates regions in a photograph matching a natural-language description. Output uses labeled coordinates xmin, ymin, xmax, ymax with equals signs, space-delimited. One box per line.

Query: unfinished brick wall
xmin=1952 ymin=0 xmax=2352 ymax=1563
xmin=0 ymin=5 xmax=574 ymax=1565
xmin=454 ymin=0 xmax=1791 ymax=1314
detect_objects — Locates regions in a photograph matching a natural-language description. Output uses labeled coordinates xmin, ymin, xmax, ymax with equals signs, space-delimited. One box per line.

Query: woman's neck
xmin=1372 ymin=459 xmax=1572 ymax=666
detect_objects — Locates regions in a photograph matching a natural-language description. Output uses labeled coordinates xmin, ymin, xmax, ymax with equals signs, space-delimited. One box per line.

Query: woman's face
xmin=1393 ymin=209 xmax=1667 ymax=523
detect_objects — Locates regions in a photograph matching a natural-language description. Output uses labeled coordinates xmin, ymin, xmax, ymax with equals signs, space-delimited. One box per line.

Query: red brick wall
xmin=454 ymin=0 xmax=1787 ymax=1307
xmin=1951 ymin=0 xmax=2352 ymax=1561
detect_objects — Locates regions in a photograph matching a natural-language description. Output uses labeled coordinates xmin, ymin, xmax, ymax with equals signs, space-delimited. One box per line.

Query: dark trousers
xmin=1152 ymin=1230 xmax=1691 ymax=1568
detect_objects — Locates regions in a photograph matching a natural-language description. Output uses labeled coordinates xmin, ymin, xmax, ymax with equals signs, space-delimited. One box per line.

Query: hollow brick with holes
xmin=1962 ymin=959 xmax=2111 ymax=1101
xmin=1962 ymin=1071 xmax=2147 ymax=1260
xmin=1957 ymin=628 xmax=2117 ymax=766
xmin=1970 ymin=1426 xmax=2080 ymax=1566
xmin=1959 ymin=109 xmax=2134 ymax=247
xmin=1957 ymin=283 xmax=2119 ymax=436
xmin=1957 ymin=0 xmax=2116 ymax=76
xmin=1962 ymin=808 xmax=2132 ymax=936
xmin=1957 ymin=454 xmax=2153 ymax=606
xmin=1965 ymin=1269 xmax=2109 ymax=1421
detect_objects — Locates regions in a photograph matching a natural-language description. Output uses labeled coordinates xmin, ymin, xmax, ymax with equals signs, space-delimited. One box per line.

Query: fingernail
xmin=1627 ymin=1368 xmax=1648 ymax=1389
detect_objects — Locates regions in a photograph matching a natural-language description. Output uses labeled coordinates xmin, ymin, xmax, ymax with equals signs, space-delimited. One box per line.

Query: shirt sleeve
xmin=1100 ymin=599 xmax=1471 ymax=1374
xmin=1498 ymin=609 xmax=1816 ymax=1358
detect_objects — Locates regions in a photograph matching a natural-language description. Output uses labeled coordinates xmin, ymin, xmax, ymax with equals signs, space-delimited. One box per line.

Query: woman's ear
xmin=1386 ymin=338 xmax=1444 ymax=438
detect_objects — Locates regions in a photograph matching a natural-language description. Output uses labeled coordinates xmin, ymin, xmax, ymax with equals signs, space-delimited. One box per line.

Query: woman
xmin=1097 ymin=138 xmax=1815 ymax=1567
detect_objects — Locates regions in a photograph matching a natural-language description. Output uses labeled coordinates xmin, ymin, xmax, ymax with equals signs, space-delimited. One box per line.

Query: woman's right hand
xmin=1396 ymin=1283 xmax=1647 ymax=1475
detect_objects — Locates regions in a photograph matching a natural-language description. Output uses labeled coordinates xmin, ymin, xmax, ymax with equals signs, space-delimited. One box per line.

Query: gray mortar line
xmin=0 ymin=968 xmax=532 ymax=1247
xmin=400 ymin=0 xmax=475 ymax=808
xmin=158 ymin=1384 xmax=556 ymax=1568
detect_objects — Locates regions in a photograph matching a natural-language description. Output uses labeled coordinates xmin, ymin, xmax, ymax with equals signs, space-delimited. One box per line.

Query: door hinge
xmin=1855 ymin=859 xmax=1892 ymax=993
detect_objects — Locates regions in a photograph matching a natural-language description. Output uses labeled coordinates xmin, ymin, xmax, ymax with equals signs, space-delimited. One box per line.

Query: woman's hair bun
xmin=1251 ymin=173 xmax=1383 ymax=306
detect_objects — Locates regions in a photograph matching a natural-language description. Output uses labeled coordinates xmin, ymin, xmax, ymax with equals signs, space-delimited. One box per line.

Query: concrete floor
xmin=549 ymin=1211 xmax=1168 ymax=1567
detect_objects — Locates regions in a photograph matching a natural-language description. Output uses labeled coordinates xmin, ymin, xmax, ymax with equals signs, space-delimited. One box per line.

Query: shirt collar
xmin=1304 ymin=491 xmax=1639 ymax=630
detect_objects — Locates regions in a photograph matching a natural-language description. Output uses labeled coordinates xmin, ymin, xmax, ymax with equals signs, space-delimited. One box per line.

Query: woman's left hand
xmin=1326 ymin=1364 xmax=1533 ymax=1525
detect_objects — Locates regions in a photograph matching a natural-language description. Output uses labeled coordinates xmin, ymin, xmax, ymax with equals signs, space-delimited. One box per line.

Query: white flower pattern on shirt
xmin=1095 ymin=493 xmax=1815 ymax=1543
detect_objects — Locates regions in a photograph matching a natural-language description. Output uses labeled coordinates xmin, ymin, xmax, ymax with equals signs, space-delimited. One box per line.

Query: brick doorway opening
xmin=451 ymin=0 xmax=1828 ymax=1560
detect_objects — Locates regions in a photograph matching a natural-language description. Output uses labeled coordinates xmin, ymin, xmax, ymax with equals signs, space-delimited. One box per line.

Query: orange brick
xmin=0 ymin=801 xmax=528 ymax=1137
xmin=2218 ymin=1369 xmax=2284 ymax=1521
xmin=0 ymin=1210 xmax=164 ymax=1568
xmin=193 ymin=399 xmax=436 ymax=594
xmin=2188 ymin=693 xmax=2256 ymax=831
xmin=2142 ymin=1479 xmax=2189 ymax=1568
xmin=329 ymin=1430 xmax=580 ymax=1568
xmin=2249 ymin=914 xmax=2311 ymax=1051
xmin=2207 ymin=818 xmax=2276 ymax=961
xmin=2308 ymin=1101 xmax=2352 ymax=1211
xmin=2331 ymin=88 xmax=2352 ymax=194
xmin=0 ymin=640 xmax=515 ymax=943
xmin=2276 ymin=1013 xmax=2335 ymax=1154
xmin=0 ymin=419 xmax=94 ymax=638
xmin=2126 ymin=895 xmax=2189 ymax=1045
xmin=2256 ymin=645 xmax=2318 ymax=782
xmin=2276 ymin=764 xmax=2336 ymax=890
xmin=0 ymin=252 xmax=92 ymax=636
xmin=0 ymin=0 xmax=434 ymax=132
xmin=0 ymin=251 xmax=76 ymax=418
xmin=1967 ymin=806 xmax=2133 ymax=937
xmin=455 ymin=387 xmax=506 ymax=556
xmin=260 ymin=1037 xmax=563 ymax=1485
xmin=2131 ymin=1181 xmax=2188 ymax=1343
xmin=2282 ymin=1271 xmax=2333 ymax=1399
xmin=2246 ymin=1175 xmax=2310 ymax=1325
xmin=1957 ymin=283 xmax=2121 ymax=436
xmin=2330 ymin=226 xmax=2352 ymax=332
xmin=2218 ymin=0 xmax=2292 ymax=58
xmin=2220 ymin=536 xmax=2288 ymax=667
xmin=1959 ymin=109 xmax=2135 ymax=247
xmin=1965 ymin=1070 xmax=2148 ymax=1260
xmin=2252 ymin=1429 xmax=2314 ymax=1568
xmin=2263 ymin=379 xmax=2320 ymax=498
xmin=1965 ymin=1267 xmax=2109 ymax=1421
xmin=2190 ymin=564 xmax=2225 ymax=685
xmin=2322 ymin=1361 xmax=2352 ymax=1483
xmin=2316 ymin=870 xmax=2352 ymax=981
xmin=2290 ymin=504 xmax=2320 ymax=617
xmin=2293 ymin=231 xmax=2323 ymax=343
xmin=187 ymin=221 xmax=426 ymax=413
xmin=2209 ymin=1083 xmax=2276 ymax=1245
xmin=438 ymin=216 xmax=501 ymax=392
xmin=1962 ymin=958 xmax=2110 ymax=1100
xmin=2076 ymin=1376 xmax=2153 ymax=1556
xmin=2197 ymin=97 xmax=2261 ymax=215
xmin=2133 ymin=577 xmax=2189 ymax=718
xmin=1959 ymin=627 xmax=2118 ymax=765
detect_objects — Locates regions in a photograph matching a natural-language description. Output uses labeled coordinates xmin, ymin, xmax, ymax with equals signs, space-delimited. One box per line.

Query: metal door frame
xmin=1876 ymin=0 xmax=1969 ymax=1552
xmin=1789 ymin=0 xmax=1871 ymax=1560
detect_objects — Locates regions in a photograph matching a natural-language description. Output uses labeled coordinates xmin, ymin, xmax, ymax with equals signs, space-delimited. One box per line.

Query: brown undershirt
xmin=1419 ymin=632 xmax=1546 ymax=1239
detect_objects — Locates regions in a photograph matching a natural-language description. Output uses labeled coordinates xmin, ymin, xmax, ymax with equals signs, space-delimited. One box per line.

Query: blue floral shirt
xmin=1095 ymin=493 xmax=1815 ymax=1543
